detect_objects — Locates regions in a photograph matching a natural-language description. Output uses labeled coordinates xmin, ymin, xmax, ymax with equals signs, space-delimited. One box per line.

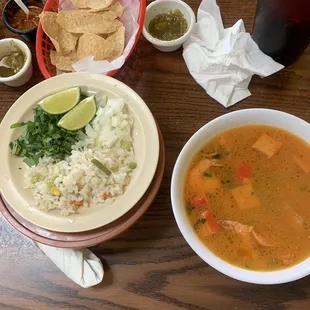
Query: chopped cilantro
xmin=194 ymin=218 xmax=206 ymax=230
xmin=186 ymin=201 xmax=194 ymax=215
xmin=10 ymin=107 xmax=79 ymax=166
xmin=204 ymin=172 xmax=212 ymax=177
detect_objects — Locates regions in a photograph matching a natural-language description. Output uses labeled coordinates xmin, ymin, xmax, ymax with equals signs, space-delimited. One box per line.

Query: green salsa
xmin=0 ymin=44 xmax=25 ymax=78
xmin=148 ymin=9 xmax=188 ymax=41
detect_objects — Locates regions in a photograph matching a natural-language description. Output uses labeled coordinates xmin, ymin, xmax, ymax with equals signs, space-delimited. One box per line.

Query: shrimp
xmin=252 ymin=230 xmax=274 ymax=247
xmin=187 ymin=158 xmax=222 ymax=195
xmin=220 ymin=220 xmax=254 ymax=242
xmin=220 ymin=220 xmax=257 ymax=259
xmin=220 ymin=220 xmax=273 ymax=247
xmin=220 ymin=220 xmax=253 ymax=234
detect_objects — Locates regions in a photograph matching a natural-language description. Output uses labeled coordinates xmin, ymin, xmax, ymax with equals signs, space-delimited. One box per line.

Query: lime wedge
xmin=58 ymin=96 xmax=97 ymax=131
xmin=38 ymin=87 xmax=81 ymax=115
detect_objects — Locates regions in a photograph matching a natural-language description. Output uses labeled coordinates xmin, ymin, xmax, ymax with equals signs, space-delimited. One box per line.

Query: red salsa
xmin=7 ymin=2 xmax=43 ymax=30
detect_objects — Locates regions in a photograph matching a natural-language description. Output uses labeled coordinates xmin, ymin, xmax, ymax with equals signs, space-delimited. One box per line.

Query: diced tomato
xmin=191 ymin=195 xmax=207 ymax=207
xmin=102 ymin=192 xmax=112 ymax=199
xmin=202 ymin=210 xmax=220 ymax=234
xmin=71 ymin=200 xmax=84 ymax=208
xmin=236 ymin=162 xmax=253 ymax=183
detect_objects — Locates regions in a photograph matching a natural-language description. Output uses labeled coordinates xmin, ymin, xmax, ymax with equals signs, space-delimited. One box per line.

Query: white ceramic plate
xmin=171 ymin=109 xmax=310 ymax=284
xmin=0 ymin=73 xmax=159 ymax=232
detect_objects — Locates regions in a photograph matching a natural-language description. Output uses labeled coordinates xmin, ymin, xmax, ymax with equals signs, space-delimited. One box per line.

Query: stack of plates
xmin=0 ymin=73 xmax=165 ymax=248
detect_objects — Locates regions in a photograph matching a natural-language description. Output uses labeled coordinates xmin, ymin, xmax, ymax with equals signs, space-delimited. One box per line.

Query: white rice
xmin=24 ymin=96 xmax=136 ymax=216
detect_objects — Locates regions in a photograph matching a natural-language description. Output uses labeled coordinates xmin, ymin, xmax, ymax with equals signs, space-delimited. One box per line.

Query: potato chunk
xmin=231 ymin=183 xmax=260 ymax=210
xmin=294 ymin=156 xmax=310 ymax=174
xmin=252 ymin=134 xmax=282 ymax=159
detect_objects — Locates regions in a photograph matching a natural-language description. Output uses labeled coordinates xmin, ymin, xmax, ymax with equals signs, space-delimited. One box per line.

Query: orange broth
xmin=184 ymin=125 xmax=310 ymax=271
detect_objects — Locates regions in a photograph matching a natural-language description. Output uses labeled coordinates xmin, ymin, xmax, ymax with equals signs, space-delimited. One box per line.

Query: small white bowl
xmin=142 ymin=0 xmax=196 ymax=52
xmin=0 ymin=38 xmax=32 ymax=87
xmin=171 ymin=109 xmax=310 ymax=284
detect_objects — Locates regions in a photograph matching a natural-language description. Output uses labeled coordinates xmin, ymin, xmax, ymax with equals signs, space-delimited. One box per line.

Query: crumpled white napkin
xmin=36 ymin=242 xmax=104 ymax=288
xmin=183 ymin=0 xmax=284 ymax=107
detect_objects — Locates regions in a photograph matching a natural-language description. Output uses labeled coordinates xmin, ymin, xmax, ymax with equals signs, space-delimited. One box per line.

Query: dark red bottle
xmin=252 ymin=0 xmax=310 ymax=66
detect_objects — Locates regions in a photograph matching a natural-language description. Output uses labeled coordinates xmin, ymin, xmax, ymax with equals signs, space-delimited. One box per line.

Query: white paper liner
xmin=55 ymin=0 xmax=140 ymax=75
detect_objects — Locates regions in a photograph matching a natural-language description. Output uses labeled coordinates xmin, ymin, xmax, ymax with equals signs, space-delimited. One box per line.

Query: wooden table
xmin=1 ymin=1 xmax=310 ymax=309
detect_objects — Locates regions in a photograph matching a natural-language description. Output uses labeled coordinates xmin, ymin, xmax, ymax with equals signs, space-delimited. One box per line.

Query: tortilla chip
xmin=109 ymin=2 xmax=124 ymax=17
xmin=56 ymin=9 xmax=122 ymax=34
xmin=76 ymin=33 xmax=111 ymax=60
xmin=50 ymin=50 xmax=77 ymax=72
xmin=106 ymin=26 xmax=125 ymax=60
xmin=76 ymin=28 xmax=123 ymax=61
xmin=71 ymin=0 xmax=113 ymax=10
xmin=91 ymin=2 xmax=124 ymax=15
xmin=40 ymin=12 xmax=79 ymax=54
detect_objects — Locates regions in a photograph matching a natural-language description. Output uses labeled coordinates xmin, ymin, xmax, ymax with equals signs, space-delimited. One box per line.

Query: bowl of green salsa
xmin=0 ymin=39 xmax=33 ymax=87
xmin=143 ymin=0 xmax=195 ymax=52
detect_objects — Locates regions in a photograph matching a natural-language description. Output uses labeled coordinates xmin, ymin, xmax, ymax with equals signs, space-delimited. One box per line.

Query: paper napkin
xmin=36 ymin=242 xmax=104 ymax=288
xmin=183 ymin=0 xmax=284 ymax=107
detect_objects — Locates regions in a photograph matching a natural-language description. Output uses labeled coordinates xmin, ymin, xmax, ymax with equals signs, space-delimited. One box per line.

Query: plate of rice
xmin=0 ymin=73 xmax=159 ymax=232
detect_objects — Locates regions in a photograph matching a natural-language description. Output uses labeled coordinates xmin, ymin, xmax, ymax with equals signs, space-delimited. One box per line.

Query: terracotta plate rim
xmin=0 ymin=124 xmax=165 ymax=248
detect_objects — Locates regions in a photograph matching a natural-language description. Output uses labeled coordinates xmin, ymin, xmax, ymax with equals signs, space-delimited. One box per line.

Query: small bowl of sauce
xmin=143 ymin=0 xmax=195 ymax=52
xmin=2 ymin=0 xmax=44 ymax=42
xmin=0 ymin=38 xmax=33 ymax=87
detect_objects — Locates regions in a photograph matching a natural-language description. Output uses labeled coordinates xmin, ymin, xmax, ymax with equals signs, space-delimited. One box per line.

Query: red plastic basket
xmin=36 ymin=0 xmax=146 ymax=79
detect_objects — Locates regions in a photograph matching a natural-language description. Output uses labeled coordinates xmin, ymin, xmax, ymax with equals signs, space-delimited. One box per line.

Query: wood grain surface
xmin=1 ymin=0 xmax=310 ymax=309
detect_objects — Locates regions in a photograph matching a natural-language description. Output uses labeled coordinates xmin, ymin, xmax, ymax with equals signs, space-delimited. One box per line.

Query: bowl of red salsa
xmin=2 ymin=0 xmax=43 ymax=42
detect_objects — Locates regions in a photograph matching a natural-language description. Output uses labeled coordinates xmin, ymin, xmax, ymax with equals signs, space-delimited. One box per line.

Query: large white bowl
xmin=0 ymin=73 xmax=159 ymax=232
xmin=171 ymin=109 xmax=310 ymax=284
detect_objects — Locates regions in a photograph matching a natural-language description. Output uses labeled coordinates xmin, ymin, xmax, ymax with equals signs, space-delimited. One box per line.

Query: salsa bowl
xmin=171 ymin=109 xmax=310 ymax=284
xmin=142 ymin=0 xmax=195 ymax=52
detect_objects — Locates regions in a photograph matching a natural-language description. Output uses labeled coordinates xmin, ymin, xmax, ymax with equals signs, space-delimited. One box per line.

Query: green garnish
xmin=203 ymin=172 xmax=212 ymax=177
xmin=194 ymin=218 xmax=206 ymax=230
xmin=10 ymin=141 xmax=21 ymax=156
xmin=10 ymin=122 xmax=26 ymax=128
xmin=186 ymin=201 xmax=194 ymax=215
xmin=9 ymin=107 xmax=79 ymax=167
xmin=46 ymin=178 xmax=56 ymax=188
xmin=129 ymin=162 xmax=137 ymax=169
xmin=91 ymin=159 xmax=111 ymax=175
xmin=31 ymin=173 xmax=42 ymax=184
xmin=121 ymin=140 xmax=133 ymax=151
